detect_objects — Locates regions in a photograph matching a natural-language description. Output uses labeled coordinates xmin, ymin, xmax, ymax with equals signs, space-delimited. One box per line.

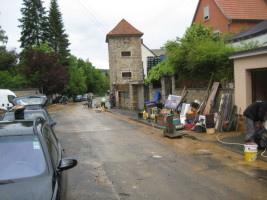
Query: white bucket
xmin=244 ymin=143 xmax=258 ymax=151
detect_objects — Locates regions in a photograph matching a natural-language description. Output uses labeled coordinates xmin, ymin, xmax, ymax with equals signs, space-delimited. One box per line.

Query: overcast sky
xmin=0 ymin=0 xmax=198 ymax=69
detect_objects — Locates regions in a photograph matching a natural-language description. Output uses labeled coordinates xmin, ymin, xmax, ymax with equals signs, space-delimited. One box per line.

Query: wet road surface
xmin=49 ymin=101 xmax=267 ymax=200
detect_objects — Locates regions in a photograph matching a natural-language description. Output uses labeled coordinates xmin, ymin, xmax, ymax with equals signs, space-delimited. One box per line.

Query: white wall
xmin=141 ymin=44 xmax=155 ymax=79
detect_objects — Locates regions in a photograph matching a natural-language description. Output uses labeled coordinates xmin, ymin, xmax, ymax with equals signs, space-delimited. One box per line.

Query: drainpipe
xmin=227 ymin=19 xmax=232 ymax=37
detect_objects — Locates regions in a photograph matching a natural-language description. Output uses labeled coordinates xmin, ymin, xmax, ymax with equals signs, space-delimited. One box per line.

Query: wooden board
xmin=227 ymin=105 xmax=237 ymax=132
xmin=221 ymin=93 xmax=231 ymax=131
xmin=215 ymin=94 xmax=225 ymax=131
xmin=203 ymin=82 xmax=220 ymax=115
xmin=198 ymin=76 xmax=213 ymax=114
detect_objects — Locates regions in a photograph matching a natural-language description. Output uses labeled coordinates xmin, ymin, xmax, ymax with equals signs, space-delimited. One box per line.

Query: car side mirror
xmin=57 ymin=158 xmax=78 ymax=172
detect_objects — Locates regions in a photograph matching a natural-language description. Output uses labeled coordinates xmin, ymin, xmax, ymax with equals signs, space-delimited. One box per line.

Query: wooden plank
xmin=203 ymin=82 xmax=220 ymax=115
xmin=215 ymin=94 xmax=225 ymax=131
xmin=227 ymin=105 xmax=237 ymax=132
xmin=197 ymin=76 xmax=213 ymax=114
xmin=221 ymin=93 xmax=231 ymax=131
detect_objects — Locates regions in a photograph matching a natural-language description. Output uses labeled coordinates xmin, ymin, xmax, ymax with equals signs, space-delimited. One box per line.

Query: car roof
xmin=0 ymin=120 xmax=36 ymax=136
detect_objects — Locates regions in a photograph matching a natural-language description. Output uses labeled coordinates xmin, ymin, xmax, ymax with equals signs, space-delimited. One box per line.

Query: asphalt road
xmin=49 ymin=101 xmax=267 ymax=200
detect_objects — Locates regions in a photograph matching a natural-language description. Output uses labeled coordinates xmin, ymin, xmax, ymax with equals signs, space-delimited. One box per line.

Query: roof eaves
xmin=228 ymin=20 xmax=267 ymax=42
xmin=214 ymin=0 xmax=230 ymax=20
xmin=191 ymin=0 xmax=201 ymax=26
xmin=106 ymin=34 xmax=143 ymax=43
xmin=142 ymin=43 xmax=157 ymax=56
xmin=229 ymin=46 xmax=267 ymax=59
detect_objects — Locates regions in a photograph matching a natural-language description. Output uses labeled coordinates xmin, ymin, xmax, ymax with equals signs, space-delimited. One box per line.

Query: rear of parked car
xmin=0 ymin=119 xmax=77 ymax=200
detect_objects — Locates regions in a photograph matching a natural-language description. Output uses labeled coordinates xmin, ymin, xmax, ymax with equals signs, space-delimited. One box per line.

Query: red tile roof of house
xmin=106 ymin=19 xmax=143 ymax=42
xmin=216 ymin=0 xmax=267 ymax=20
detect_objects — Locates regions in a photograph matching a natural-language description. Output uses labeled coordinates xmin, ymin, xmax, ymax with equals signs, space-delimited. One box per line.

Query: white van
xmin=0 ymin=89 xmax=17 ymax=110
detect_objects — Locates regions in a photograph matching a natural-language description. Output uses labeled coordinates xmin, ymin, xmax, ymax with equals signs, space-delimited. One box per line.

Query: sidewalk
xmin=107 ymin=108 xmax=267 ymax=162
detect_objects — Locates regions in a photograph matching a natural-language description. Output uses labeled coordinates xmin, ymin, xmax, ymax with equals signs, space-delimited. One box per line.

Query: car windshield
xmin=2 ymin=110 xmax=46 ymax=121
xmin=0 ymin=135 xmax=47 ymax=181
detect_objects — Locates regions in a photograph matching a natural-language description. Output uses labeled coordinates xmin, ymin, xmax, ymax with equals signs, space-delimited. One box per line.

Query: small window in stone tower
xmin=204 ymin=6 xmax=209 ymax=21
xmin=121 ymin=51 xmax=131 ymax=57
xmin=122 ymin=72 xmax=132 ymax=78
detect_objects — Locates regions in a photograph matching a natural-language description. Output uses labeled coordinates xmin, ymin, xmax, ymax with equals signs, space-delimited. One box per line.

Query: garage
xmin=230 ymin=46 xmax=267 ymax=113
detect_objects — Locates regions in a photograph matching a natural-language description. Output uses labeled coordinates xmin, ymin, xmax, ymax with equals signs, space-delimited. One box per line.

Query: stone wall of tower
xmin=108 ymin=36 xmax=143 ymax=88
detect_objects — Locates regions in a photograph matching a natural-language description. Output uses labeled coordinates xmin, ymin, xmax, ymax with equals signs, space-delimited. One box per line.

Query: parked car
xmin=73 ymin=95 xmax=82 ymax=102
xmin=1 ymin=105 xmax=57 ymax=127
xmin=82 ymin=94 xmax=88 ymax=101
xmin=53 ymin=95 xmax=68 ymax=104
xmin=0 ymin=118 xmax=78 ymax=199
xmin=1 ymin=94 xmax=57 ymax=127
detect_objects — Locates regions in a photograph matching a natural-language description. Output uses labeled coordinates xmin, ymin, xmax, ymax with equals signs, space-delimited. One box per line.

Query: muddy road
xmin=49 ymin=101 xmax=267 ymax=200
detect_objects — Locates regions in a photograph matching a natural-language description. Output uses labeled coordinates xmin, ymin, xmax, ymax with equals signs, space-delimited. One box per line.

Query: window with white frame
xmin=213 ymin=29 xmax=221 ymax=34
xmin=204 ymin=6 xmax=209 ymax=21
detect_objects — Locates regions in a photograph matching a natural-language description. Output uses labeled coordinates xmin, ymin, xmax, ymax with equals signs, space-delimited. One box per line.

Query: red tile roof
xmin=106 ymin=19 xmax=143 ymax=41
xmin=216 ymin=0 xmax=267 ymax=20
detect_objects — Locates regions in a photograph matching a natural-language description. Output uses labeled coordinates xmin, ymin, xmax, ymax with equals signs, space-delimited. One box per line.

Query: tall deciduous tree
xmin=18 ymin=0 xmax=49 ymax=48
xmin=0 ymin=26 xmax=28 ymax=89
xmin=20 ymin=44 xmax=68 ymax=94
xmin=0 ymin=26 xmax=17 ymax=71
xmin=0 ymin=26 xmax=8 ymax=44
xmin=48 ymin=0 xmax=70 ymax=65
xmin=147 ymin=23 xmax=235 ymax=87
xmin=65 ymin=56 xmax=87 ymax=96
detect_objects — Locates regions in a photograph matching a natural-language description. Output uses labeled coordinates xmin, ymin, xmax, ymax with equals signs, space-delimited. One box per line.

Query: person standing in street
xmin=101 ymin=97 xmax=106 ymax=108
xmin=109 ymin=93 xmax=116 ymax=109
xmin=87 ymin=92 xmax=93 ymax=108
xmin=243 ymin=101 xmax=267 ymax=143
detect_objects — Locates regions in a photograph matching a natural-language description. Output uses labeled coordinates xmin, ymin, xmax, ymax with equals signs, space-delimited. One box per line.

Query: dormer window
xmin=204 ymin=6 xmax=209 ymax=21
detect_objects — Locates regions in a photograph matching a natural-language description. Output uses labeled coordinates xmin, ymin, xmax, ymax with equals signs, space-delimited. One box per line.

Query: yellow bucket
xmin=244 ymin=151 xmax=257 ymax=162
xmin=244 ymin=143 xmax=258 ymax=162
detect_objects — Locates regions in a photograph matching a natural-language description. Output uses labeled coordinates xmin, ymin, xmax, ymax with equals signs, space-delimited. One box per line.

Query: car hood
xmin=0 ymin=175 xmax=53 ymax=200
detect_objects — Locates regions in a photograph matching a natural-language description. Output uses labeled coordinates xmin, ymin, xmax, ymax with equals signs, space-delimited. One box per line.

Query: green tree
xmin=48 ymin=0 xmax=70 ymax=65
xmin=18 ymin=0 xmax=49 ymax=48
xmin=146 ymin=60 xmax=174 ymax=84
xmin=65 ymin=55 xmax=87 ymax=96
xmin=0 ymin=26 xmax=18 ymax=71
xmin=20 ymin=44 xmax=68 ymax=94
xmin=77 ymin=58 xmax=110 ymax=95
xmin=0 ymin=26 xmax=8 ymax=44
xmin=147 ymin=23 xmax=235 ymax=86
xmin=0 ymin=26 xmax=28 ymax=89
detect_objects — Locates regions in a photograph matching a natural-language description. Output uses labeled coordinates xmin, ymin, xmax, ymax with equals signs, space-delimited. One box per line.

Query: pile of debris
xmin=144 ymin=81 xmax=238 ymax=136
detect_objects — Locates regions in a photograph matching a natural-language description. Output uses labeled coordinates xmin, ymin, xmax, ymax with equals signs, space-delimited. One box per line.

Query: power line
xmin=76 ymin=0 xmax=108 ymax=33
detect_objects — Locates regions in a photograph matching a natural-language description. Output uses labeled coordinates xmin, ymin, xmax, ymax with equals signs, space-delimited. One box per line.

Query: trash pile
xmin=143 ymin=82 xmax=237 ymax=135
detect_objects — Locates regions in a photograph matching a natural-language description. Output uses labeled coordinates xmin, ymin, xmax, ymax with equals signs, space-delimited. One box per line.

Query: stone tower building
xmin=106 ymin=19 xmax=145 ymax=110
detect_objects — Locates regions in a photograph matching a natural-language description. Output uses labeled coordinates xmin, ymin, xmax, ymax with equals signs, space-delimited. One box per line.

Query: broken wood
xmin=203 ymin=82 xmax=220 ymax=115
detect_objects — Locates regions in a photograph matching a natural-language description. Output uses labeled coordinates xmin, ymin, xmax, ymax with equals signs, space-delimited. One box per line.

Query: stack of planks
xmin=197 ymin=81 xmax=236 ymax=132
